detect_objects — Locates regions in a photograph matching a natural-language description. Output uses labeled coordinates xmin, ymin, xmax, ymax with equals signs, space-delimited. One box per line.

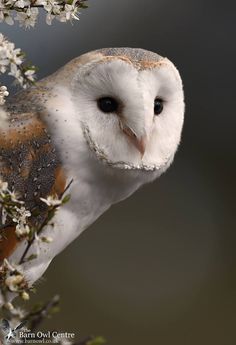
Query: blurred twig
xmin=24 ymin=294 xmax=60 ymax=331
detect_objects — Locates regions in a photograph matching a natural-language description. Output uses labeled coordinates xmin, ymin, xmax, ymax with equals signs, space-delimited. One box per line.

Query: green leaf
xmin=62 ymin=194 xmax=71 ymax=204
xmin=40 ymin=236 xmax=52 ymax=243
xmin=26 ymin=254 xmax=38 ymax=262
xmin=30 ymin=287 xmax=37 ymax=294
xmin=47 ymin=209 xmax=56 ymax=222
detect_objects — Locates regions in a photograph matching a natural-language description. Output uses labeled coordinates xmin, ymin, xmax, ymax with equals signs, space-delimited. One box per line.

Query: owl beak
xmin=121 ymin=124 xmax=147 ymax=157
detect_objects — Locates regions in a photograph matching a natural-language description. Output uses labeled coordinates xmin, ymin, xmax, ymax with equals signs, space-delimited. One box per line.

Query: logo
xmin=0 ymin=319 xmax=76 ymax=344
xmin=0 ymin=319 xmax=28 ymax=341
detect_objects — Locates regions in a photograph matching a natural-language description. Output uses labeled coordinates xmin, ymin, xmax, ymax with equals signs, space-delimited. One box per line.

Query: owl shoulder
xmin=0 ymin=89 xmax=67 ymax=262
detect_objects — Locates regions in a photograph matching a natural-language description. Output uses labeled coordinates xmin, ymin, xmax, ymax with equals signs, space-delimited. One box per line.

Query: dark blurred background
xmin=1 ymin=0 xmax=236 ymax=344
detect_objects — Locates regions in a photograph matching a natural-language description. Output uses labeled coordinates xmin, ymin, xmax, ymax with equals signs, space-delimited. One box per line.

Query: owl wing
xmin=0 ymin=90 xmax=66 ymax=263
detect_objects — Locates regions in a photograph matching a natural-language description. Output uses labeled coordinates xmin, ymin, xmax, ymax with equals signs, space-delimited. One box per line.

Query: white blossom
xmin=41 ymin=236 xmax=53 ymax=243
xmin=9 ymin=48 xmax=23 ymax=65
xmin=0 ymin=85 xmax=9 ymax=104
xmin=15 ymin=223 xmax=30 ymax=237
xmin=0 ymin=47 xmax=10 ymax=72
xmin=12 ymin=206 xmax=31 ymax=237
xmin=14 ymin=0 xmax=28 ymax=8
xmin=40 ymin=195 xmax=62 ymax=207
xmin=8 ymin=64 xmax=22 ymax=84
xmin=62 ymin=0 xmax=80 ymax=22
xmin=29 ymin=232 xmax=40 ymax=257
xmin=3 ymin=258 xmax=15 ymax=272
xmin=44 ymin=0 xmax=60 ymax=14
xmin=0 ymin=178 xmax=8 ymax=192
xmin=0 ymin=33 xmax=36 ymax=87
xmin=4 ymin=302 xmax=15 ymax=311
xmin=21 ymin=291 xmax=30 ymax=300
xmin=46 ymin=11 xmax=55 ymax=25
xmin=15 ymin=7 xmax=39 ymax=28
xmin=0 ymin=6 xmax=14 ymax=25
xmin=24 ymin=68 xmax=36 ymax=82
xmin=13 ymin=206 xmax=31 ymax=222
xmin=0 ymin=0 xmax=84 ymax=28
xmin=8 ymin=190 xmax=24 ymax=203
xmin=5 ymin=274 xmax=24 ymax=292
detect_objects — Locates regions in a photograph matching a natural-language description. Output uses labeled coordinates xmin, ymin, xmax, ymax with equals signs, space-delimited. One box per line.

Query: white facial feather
xmin=70 ymin=57 xmax=184 ymax=176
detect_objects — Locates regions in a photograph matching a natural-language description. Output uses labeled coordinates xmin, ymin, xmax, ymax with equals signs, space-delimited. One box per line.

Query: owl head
xmin=47 ymin=48 xmax=184 ymax=183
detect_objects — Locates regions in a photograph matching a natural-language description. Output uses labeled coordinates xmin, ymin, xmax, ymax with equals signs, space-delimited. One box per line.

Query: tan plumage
xmin=0 ymin=101 xmax=66 ymax=261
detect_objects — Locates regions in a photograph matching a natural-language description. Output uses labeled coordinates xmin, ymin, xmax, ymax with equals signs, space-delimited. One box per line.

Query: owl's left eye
xmin=97 ymin=97 xmax=119 ymax=113
xmin=154 ymin=98 xmax=164 ymax=115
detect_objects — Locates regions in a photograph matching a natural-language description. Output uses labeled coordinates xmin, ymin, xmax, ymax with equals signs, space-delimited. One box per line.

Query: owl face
xmin=71 ymin=49 xmax=184 ymax=178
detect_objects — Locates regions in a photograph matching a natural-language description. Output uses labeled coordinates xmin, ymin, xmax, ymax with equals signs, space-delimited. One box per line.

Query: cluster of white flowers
xmin=0 ymin=179 xmax=22 ymax=206
xmin=12 ymin=206 xmax=31 ymax=237
xmin=0 ymin=178 xmax=70 ymax=314
xmin=0 ymin=85 xmax=9 ymax=104
xmin=0 ymin=258 xmax=29 ymax=301
xmin=0 ymin=179 xmax=31 ymax=238
xmin=0 ymin=0 xmax=87 ymax=28
xmin=5 ymin=273 xmax=24 ymax=291
xmin=0 ymin=33 xmax=36 ymax=90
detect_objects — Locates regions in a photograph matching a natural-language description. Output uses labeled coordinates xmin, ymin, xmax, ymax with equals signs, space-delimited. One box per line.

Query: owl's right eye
xmin=154 ymin=98 xmax=164 ymax=115
xmin=97 ymin=97 xmax=119 ymax=113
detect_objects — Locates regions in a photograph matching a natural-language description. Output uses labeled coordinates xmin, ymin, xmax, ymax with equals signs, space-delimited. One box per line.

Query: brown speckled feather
xmin=0 ymin=89 xmax=66 ymax=262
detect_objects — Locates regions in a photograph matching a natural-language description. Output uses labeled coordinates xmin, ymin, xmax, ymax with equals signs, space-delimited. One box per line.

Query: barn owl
xmin=0 ymin=48 xmax=184 ymax=297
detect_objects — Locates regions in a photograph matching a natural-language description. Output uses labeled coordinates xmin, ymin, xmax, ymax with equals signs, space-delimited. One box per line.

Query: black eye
xmin=154 ymin=98 xmax=164 ymax=115
xmin=97 ymin=97 xmax=119 ymax=113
